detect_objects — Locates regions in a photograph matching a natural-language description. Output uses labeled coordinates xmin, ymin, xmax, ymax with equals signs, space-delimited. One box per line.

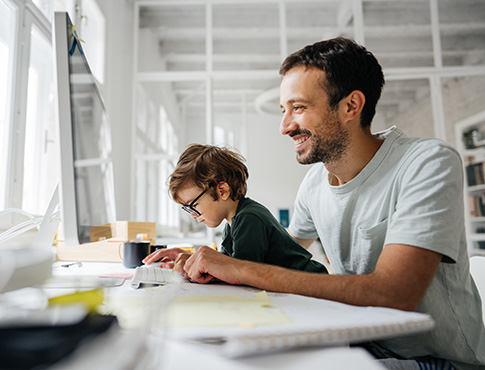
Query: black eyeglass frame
xmin=181 ymin=189 xmax=206 ymax=217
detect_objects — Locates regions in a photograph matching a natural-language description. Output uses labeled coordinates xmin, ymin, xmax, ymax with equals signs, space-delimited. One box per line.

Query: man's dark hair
xmin=279 ymin=37 xmax=385 ymax=129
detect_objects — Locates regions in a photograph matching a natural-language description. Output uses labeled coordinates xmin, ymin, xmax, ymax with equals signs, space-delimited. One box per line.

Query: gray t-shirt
xmin=289 ymin=126 xmax=485 ymax=370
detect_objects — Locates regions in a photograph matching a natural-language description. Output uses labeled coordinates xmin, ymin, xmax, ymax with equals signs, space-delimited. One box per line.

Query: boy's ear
xmin=217 ymin=182 xmax=231 ymax=200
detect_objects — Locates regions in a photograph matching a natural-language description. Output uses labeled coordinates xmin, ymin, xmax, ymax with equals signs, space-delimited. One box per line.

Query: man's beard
xmin=295 ymin=114 xmax=350 ymax=165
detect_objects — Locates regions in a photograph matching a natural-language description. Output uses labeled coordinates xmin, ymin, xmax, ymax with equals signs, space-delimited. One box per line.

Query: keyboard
xmin=131 ymin=265 xmax=187 ymax=289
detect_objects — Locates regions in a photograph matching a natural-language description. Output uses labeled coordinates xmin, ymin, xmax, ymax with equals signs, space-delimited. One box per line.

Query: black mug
xmin=123 ymin=241 xmax=151 ymax=268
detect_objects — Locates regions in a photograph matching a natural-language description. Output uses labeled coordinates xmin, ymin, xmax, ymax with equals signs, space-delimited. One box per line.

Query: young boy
xmin=145 ymin=143 xmax=327 ymax=274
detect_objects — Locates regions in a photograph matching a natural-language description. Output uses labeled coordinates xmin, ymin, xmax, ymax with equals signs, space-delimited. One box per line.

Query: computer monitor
xmin=52 ymin=12 xmax=116 ymax=246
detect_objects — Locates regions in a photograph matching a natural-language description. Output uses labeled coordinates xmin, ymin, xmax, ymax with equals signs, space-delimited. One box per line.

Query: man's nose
xmin=280 ymin=112 xmax=297 ymax=136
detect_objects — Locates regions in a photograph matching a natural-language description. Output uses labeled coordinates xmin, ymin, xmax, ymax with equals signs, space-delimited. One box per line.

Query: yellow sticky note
xmin=168 ymin=291 xmax=293 ymax=328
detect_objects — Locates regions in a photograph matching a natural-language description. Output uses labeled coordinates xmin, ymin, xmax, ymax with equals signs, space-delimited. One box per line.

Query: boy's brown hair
xmin=169 ymin=144 xmax=249 ymax=202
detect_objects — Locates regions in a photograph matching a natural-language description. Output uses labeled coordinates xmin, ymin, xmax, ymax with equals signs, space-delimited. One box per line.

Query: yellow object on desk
xmin=180 ymin=247 xmax=195 ymax=253
xmin=48 ymin=289 xmax=104 ymax=313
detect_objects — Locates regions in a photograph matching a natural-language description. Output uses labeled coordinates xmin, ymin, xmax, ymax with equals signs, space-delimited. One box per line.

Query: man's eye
xmin=294 ymin=105 xmax=303 ymax=111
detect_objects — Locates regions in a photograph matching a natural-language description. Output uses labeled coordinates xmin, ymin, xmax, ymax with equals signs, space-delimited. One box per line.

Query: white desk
xmin=29 ymin=261 xmax=433 ymax=369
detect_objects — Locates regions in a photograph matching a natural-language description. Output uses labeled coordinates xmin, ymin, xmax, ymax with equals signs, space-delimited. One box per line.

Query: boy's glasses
xmin=181 ymin=190 xmax=206 ymax=217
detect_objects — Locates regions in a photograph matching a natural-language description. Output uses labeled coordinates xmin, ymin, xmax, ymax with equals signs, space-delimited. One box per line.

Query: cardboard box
xmin=89 ymin=221 xmax=156 ymax=243
xmin=56 ymin=221 xmax=156 ymax=262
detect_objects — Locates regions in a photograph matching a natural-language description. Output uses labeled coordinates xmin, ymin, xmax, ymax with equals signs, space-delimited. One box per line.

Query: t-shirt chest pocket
xmin=352 ymin=220 xmax=388 ymax=274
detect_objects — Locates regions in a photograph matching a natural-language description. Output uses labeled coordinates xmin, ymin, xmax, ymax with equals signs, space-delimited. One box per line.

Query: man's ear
xmin=217 ymin=182 xmax=231 ymax=201
xmin=342 ymin=90 xmax=365 ymax=122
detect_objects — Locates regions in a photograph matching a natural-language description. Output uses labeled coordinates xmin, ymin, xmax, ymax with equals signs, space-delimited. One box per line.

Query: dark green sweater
xmin=221 ymin=197 xmax=327 ymax=273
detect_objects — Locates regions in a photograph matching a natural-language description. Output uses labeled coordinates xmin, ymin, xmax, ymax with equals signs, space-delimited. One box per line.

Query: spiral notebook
xmin=168 ymin=291 xmax=435 ymax=358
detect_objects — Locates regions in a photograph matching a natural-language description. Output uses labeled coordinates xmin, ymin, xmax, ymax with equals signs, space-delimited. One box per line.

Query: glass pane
xmin=174 ymin=80 xmax=206 ymax=146
xmin=374 ymin=79 xmax=433 ymax=138
xmin=286 ymin=1 xmax=351 ymax=54
xmin=22 ymin=25 xmax=57 ymax=215
xmin=213 ymin=3 xmax=279 ymax=71
xmin=33 ymin=0 xmax=76 ymax=23
xmin=438 ymin=0 xmax=485 ymax=67
xmin=138 ymin=4 xmax=206 ymax=72
xmin=0 ymin=0 xmax=16 ymax=209
xmin=79 ymin=0 xmax=105 ymax=83
xmin=32 ymin=0 xmax=53 ymax=22
xmin=364 ymin=0 xmax=433 ymax=69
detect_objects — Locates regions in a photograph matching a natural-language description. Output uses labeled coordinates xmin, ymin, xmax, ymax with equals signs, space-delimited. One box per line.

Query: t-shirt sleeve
xmin=385 ymin=144 xmax=463 ymax=263
xmin=230 ymin=213 xmax=270 ymax=263
xmin=288 ymin=168 xmax=320 ymax=240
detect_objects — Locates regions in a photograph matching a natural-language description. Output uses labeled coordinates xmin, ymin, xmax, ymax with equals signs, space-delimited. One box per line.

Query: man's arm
xmin=184 ymin=243 xmax=441 ymax=311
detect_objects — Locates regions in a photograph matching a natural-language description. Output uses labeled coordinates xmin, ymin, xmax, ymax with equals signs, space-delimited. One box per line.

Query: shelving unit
xmin=455 ymin=110 xmax=485 ymax=256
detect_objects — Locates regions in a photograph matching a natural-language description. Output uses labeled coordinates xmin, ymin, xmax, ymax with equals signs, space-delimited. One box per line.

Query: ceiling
xmin=134 ymin=0 xmax=485 ymax=132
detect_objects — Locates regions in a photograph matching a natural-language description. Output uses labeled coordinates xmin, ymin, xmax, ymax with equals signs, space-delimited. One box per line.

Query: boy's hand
xmin=142 ymin=247 xmax=192 ymax=269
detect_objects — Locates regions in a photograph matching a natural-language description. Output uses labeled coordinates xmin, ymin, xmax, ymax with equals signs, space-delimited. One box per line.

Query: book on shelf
xmin=468 ymin=193 xmax=485 ymax=217
xmin=476 ymin=227 xmax=485 ymax=249
xmin=466 ymin=162 xmax=485 ymax=186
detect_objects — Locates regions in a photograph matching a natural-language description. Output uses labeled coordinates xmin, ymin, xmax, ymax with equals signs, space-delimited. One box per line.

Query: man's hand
xmin=172 ymin=252 xmax=191 ymax=274
xmin=184 ymin=246 xmax=245 ymax=285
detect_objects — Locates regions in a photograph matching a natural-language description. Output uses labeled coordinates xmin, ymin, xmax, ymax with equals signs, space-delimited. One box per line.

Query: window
xmin=79 ymin=0 xmax=105 ymax=84
xmin=0 ymin=0 xmax=17 ymax=209
xmin=22 ymin=25 xmax=57 ymax=215
xmin=0 ymin=1 xmax=73 ymax=216
xmin=134 ymin=84 xmax=182 ymax=235
xmin=32 ymin=0 xmax=54 ymax=23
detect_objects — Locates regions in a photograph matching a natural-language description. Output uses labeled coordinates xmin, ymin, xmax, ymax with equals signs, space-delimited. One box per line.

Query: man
xmin=146 ymin=38 xmax=485 ymax=369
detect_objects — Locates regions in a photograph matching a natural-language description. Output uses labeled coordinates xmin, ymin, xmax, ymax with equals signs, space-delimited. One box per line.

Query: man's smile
xmin=290 ymin=130 xmax=312 ymax=150
xmin=293 ymin=135 xmax=310 ymax=148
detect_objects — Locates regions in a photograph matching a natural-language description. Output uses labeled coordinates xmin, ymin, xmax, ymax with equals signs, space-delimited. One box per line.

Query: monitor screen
xmin=53 ymin=12 xmax=116 ymax=245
